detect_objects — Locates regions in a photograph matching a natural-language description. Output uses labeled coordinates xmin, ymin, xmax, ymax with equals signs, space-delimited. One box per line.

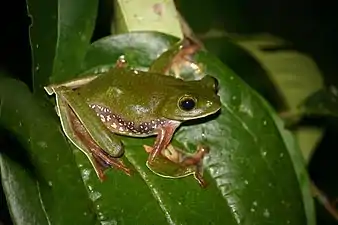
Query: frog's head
xmin=162 ymin=75 xmax=221 ymax=121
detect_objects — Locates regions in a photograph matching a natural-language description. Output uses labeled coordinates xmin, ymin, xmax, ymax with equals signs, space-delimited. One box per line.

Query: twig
xmin=311 ymin=181 xmax=338 ymax=220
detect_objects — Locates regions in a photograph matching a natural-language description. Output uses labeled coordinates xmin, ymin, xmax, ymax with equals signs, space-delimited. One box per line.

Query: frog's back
xmin=102 ymin=68 xmax=185 ymax=89
xmin=76 ymin=68 xmax=183 ymax=120
xmin=80 ymin=68 xmax=189 ymax=99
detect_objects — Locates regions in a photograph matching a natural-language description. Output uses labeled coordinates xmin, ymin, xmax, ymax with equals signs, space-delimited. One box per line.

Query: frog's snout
xmin=208 ymin=94 xmax=221 ymax=110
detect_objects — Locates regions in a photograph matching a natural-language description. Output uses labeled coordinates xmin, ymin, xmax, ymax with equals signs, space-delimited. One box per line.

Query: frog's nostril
xmin=206 ymin=101 xmax=213 ymax=107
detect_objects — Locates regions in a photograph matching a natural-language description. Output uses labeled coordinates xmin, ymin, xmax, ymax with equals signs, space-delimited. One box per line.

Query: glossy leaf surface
xmin=1 ymin=29 xmax=314 ymax=224
xmin=27 ymin=0 xmax=98 ymax=90
xmin=0 ymin=76 xmax=97 ymax=225
xmin=76 ymin=32 xmax=313 ymax=224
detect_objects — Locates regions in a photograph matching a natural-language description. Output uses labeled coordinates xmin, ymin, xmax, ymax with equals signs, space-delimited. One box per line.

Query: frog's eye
xmin=178 ymin=95 xmax=196 ymax=111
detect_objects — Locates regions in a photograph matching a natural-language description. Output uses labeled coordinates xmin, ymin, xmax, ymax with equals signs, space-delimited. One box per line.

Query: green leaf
xmin=73 ymin=31 xmax=313 ymax=224
xmin=204 ymin=34 xmax=325 ymax=163
xmin=76 ymin=32 xmax=236 ymax=224
xmin=300 ymin=86 xmax=338 ymax=117
xmin=1 ymin=0 xmax=100 ymax=223
xmin=233 ymin=34 xmax=326 ymax=163
xmin=185 ymin=51 xmax=315 ymax=225
xmin=234 ymin=34 xmax=324 ymax=109
xmin=114 ymin=0 xmax=183 ymax=38
xmin=2 ymin=27 xmax=314 ymax=223
xmin=0 ymin=154 xmax=49 ymax=225
xmin=0 ymin=75 xmax=97 ymax=225
xmin=27 ymin=0 xmax=98 ymax=91
xmin=81 ymin=32 xmax=178 ymax=72
xmin=203 ymin=34 xmax=317 ymax=222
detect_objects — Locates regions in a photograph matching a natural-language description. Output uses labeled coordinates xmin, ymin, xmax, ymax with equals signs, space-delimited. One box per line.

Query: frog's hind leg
xmin=88 ymin=153 xmax=107 ymax=181
xmin=149 ymin=39 xmax=201 ymax=78
xmin=62 ymin=97 xmax=132 ymax=179
xmin=44 ymin=76 xmax=98 ymax=95
xmin=88 ymin=144 xmax=132 ymax=181
xmin=143 ymin=144 xmax=209 ymax=187
xmin=87 ymin=143 xmax=132 ymax=178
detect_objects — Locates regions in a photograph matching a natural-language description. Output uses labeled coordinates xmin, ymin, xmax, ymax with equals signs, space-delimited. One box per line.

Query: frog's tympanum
xmin=45 ymin=44 xmax=221 ymax=183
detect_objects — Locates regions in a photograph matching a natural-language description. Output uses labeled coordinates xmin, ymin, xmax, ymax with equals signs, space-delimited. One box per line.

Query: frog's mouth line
xmin=172 ymin=108 xmax=222 ymax=124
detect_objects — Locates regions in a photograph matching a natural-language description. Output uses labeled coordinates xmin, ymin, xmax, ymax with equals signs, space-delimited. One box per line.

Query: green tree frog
xmin=45 ymin=46 xmax=221 ymax=181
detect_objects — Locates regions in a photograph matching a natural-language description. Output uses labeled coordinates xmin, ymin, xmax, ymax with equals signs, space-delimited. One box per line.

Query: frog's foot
xmin=92 ymin=148 xmax=132 ymax=177
xmin=91 ymin=154 xmax=109 ymax=181
xmin=144 ymin=144 xmax=209 ymax=165
xmin=144 ymin=144 xmax=209 ymax=187
xmin=115 ymin=56 xmax=128 ymax=68
xmin=179 ymin=145 xmax=209 ymax=187
xmin=168 ymin=42 xmax=201 ymax=78
xmin=85 ymin=143 xmax=132 ymax=180
xmin=179 ymin=145 xmax=209 ymax=166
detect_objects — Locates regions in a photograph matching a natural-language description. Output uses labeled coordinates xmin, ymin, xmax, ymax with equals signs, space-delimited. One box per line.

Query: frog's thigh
xmin=55 ymin=93 xmax=107 ymax=179
xmin=148 ymin=40 xmax=200 ymax=76
xmin=67 ymin=103 xmax=131 ymax=178
xmin=55 ymin=92 xmax=91 ymax=154
xmin=62 ymin=90 xmax=124 ymax=157
xmin=148 ymin=41 xmax=183 ymax=74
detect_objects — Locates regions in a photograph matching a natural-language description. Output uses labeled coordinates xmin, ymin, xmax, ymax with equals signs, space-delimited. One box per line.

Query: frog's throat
xmin=90 ymin=103 xmax=166 ymax=137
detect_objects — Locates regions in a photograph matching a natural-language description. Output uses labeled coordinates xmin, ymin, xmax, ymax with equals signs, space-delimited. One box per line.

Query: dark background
xmin=0 ymin=0 xmax=337 ymax=224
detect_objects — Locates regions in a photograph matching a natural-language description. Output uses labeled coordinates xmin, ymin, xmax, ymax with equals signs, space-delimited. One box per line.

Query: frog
xmin=45 ymin=42 xmax=221 ymax=181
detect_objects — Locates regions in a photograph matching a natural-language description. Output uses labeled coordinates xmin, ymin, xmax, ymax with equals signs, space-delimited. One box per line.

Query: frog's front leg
xmin=147 ymin=121 xmax=181 ymax=163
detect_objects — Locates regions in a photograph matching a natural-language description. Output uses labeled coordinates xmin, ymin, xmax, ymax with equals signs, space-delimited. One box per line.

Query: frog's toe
xmin=194 ymin=172 xmax=207 ymax=188
xmin=93 ymin=151 xmax=132 ymax=177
